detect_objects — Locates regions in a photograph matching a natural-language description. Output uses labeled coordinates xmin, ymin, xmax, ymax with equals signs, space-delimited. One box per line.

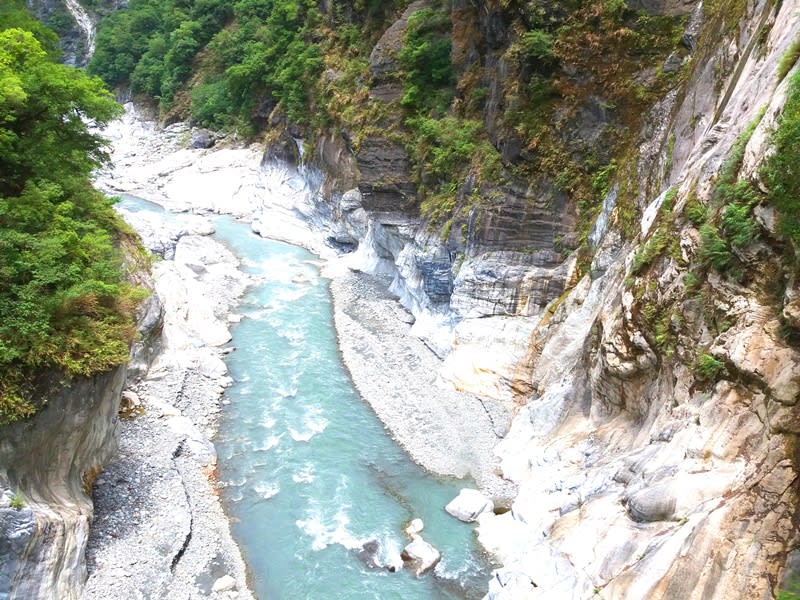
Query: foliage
xmin=695 ymin=353 xmax=724 ymax=380
xmin=776 ymin=35 xmax=800 ymax=82
xmin=398 ymin=7 xmax=454 ymax=114
xmin=521 ymin=29 xmax=555 ymax=62
xmin=631 ymin=230 xmax=669 ymax=275
xmin=0 ymin=13 xmax=142 ymax=424
xmin=683 ymin=271 xmax=700 ymax=292
xmin=9 ymin=493 xmax=25 ymax=510
xmin=762 ymin=69 xmax=800 ymax=252
xmin=553 ymin=0 xmax=686 ymax=115
xmin=89 ymin=0 xmax=322 ymax=126
xmin=686 ymin=196 xmax=707 ymax=225
xmin=697 ymin=223 xmax=732 ymax=270
xmin=777 ymin=575 xmax=800 ymax=600
xmin=407 ymin=115 xmax=501 ymax=226
xmin=692 ymin=110 xmax=765 ymax=277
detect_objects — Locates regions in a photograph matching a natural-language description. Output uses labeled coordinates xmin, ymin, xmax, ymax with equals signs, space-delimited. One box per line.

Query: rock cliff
xmin=0 ymin=276 xmax=162 ymax=600
xmin=289 ymin=0 xmax=800 ymax=597
xmin=0 ymin=369 xmax=126 ymax=600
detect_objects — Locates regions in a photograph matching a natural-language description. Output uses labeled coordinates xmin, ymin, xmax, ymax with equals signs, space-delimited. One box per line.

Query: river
xmin=117 ymin=196 xmax=491 ymax=599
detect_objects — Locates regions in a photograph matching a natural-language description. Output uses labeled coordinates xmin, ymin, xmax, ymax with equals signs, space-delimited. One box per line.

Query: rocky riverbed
xmin=82 ymin=103 xmax=510 ymax=598
xmin=83 ymin=223 xmax=254 ymax=599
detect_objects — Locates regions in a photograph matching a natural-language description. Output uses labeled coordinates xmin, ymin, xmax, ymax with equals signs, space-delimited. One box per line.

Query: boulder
xmin=625 ymin=485 xmax=677 ymax=522
xmin=339 ymin=189 xmax=363 ymax=212
xmin=445 ymin=489 xmax=495 ymax=522
xmin=405 ymin=518 xmax=424 ymax=536
xmin=190 ymin=129 xmax=215 ymax=149
xmin=401 ymin=536 xmax=441 ymax=576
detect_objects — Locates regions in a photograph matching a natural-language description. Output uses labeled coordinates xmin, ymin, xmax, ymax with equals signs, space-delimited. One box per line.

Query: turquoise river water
xmin=119 ymin=196 xmax=491 ymax=599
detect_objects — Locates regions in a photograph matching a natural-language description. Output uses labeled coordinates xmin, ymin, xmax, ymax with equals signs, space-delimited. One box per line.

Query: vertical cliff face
xmin=0 ymin=273 xmax=162 ymax=600
xmin=0 ymin=367 xmax=125 ymax=600
xmin=302 ymin=0 xmax=800 ymax=597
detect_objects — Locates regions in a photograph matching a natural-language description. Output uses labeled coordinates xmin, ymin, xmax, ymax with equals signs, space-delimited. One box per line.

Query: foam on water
xmin=255 ymin=435 xmax=282 ymax=453
xmin=296 ymin=504 xmax=361 ymax=552
xmin=288 ymin=417 xmax=329 ymax=442
xmin=254 ymin=482 xmax=280 ymax=500
xmin=292 ymin=464 xmax=316 ymax=484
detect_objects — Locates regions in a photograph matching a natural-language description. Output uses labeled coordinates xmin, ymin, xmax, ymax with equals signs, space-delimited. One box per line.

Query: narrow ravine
xmin=118 ymin=196 xmax=492 ymax=598
xmin=214 ymin=217 xmax=492 ymax=599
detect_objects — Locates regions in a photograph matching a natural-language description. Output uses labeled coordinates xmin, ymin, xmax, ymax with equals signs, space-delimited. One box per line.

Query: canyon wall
xmin=290 ymin=0 xmax=800 ymax=597
xmin=0 ymin=284 xmax=162 ymax=600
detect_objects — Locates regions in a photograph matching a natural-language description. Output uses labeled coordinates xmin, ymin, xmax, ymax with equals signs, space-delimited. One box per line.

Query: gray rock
xmin=354 ymin=539 xmax=383 ymax=570
xmin=211 ymin=574 xmax=236 ymax=593
xmin=190 ymin=129 xmax=215 ymax=149
xmin=0 ymin=367 xmax=126 ymax=600
xmin=339 ymin=189 xmax=363 ymax=212
xmin=625 ymin=485 xmax=677 ymax=522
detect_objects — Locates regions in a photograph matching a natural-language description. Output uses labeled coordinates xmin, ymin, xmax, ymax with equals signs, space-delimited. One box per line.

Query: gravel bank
xmin=327 ymin=267 xmax=516 ymax=502
xmin=83 ymin=230 xmax=254 ymax=600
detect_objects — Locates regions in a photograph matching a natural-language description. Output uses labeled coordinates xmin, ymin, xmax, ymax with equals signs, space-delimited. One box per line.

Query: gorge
xmin=2 ymin=0 xmax=800 ymax=599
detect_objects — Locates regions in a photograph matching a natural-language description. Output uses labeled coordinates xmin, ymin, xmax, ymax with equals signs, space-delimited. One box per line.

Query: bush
xmin=631 ymin=229 xmax=669 ymax=275
xmin=9 ymin=493 xmax=25 ymax=510
xmin=191 ymin=80 xmax=234 ymax=129
xmin=763 ymin=70 xmax=800 ymax=251
xmin=398 ymin=7 xmax=453 ymax=113
xmin=1 ymin=15 xmax=143 ymax=424
xmin=695 ymin=353 xmax=724 ymax=380
xmin=697 ymin=223 xmax=732 ymax=271
xmin=521 ymin=29 xmax=555 ymax=62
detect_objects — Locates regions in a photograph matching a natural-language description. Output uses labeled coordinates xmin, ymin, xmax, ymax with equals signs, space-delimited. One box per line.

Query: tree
xmin=1 ymin=14 xmax=141 ymax=425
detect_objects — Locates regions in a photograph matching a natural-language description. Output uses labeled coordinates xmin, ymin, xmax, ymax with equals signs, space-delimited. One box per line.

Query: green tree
xmin=1 ymin=15 xmax=142 ymax=424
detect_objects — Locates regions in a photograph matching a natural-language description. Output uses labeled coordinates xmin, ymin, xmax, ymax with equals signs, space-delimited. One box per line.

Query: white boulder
xmin=445 ymin=488 xmax=494 ymax=522
xmin=401 ymin=536 xmax=441 ymax=577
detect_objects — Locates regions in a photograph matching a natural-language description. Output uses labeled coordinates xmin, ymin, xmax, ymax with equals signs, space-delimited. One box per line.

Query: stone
xmin=354 ymin=539 xmax=382 ymax=570
xmin=401 ymin=536 xmax=441 ymax=576
xmin=190 ymin=129 xmax=215 ymax=149
xmin=445 ymin=488 xmax=495 ymax=522
xmin=211 ymin=574 xmax=236 ymax=593
xmin=339 ymin=189 xmax=363 ymax=212
xmin=625 ymin=485 xmax=677 ymax=522
xmin=405 ymin=518 xmax=424 ymax=536
xmin=121 ymin=390 xmax=141 ymax=407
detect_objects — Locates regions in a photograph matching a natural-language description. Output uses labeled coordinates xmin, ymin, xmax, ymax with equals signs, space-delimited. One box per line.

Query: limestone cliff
xmin=291 ymin=0 xmax=800 ymax=597
xmin=0 ymin=368 xmax=125 ymax=600
xmin=0 ymin=283 xmax=162 ymax=600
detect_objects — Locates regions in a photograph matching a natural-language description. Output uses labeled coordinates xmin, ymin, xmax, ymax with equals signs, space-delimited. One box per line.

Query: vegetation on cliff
xmin=88 ymin=1 xmax=683 ymax=220
xmin=0 ymin=3 xmax=143 ymax=424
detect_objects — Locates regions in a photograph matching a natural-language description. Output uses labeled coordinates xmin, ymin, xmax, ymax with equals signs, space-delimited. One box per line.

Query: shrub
xmin=398 ymin=7 xmax=453 ymax=113
xmin=762 ymin=70 xmax=800 ymax=251
xmin=9 ymin=493 xmax=25 ymax=510
xmin=776 ymin=35 xmax=800 ymax=82
xmin=1 ymin=15 xmax=143 ymax=424
xmin=631 ymin=229 xmax=669 ymax=275
xmin=697 ymin=223 xmax=732 ymax=270
xmin=521 ymin=29 xmax=555 ymax=62
xmin=695 ymin=353 xmax=724 ymax=380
